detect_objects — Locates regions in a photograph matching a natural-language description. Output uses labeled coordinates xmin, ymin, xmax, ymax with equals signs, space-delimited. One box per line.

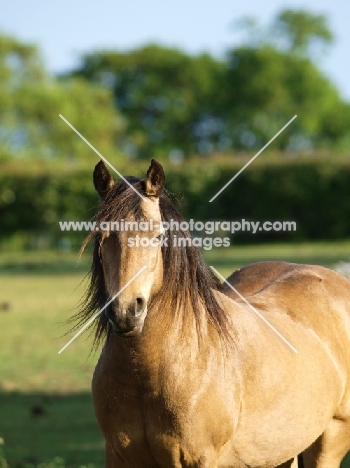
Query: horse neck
xmin=105 ymin=300 xmax=227 ymax=396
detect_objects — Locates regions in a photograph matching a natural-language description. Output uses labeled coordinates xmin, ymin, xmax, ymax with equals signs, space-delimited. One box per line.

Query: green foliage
xmin=0 ymin=9 xmax=350 ymax=163
xmin=0 ymin=167 xmax=95 ymax=248
xmin=0 ymin=34 xmax=125 ymax=162
xmin=68 ymin=8 xmax=350 ymax=157
xmin=219 ymin=10 xmax=349 ymax=151
xmin=273 ymin=9 xmax=333 ymax=57
xmin=167 ymin=160 xmax=350 ymax=242
xmin=71 ymin=44 xmax=224 ymax=158
xmin=233 ymin=9 xmax=333 ymax=58
xmin=1 ymin=8 xmax=350 ymax=160
xmin=222 ymin=45 xmax=350 ymax=150
xmin=1 ymin=159 xmax=350 ymax=245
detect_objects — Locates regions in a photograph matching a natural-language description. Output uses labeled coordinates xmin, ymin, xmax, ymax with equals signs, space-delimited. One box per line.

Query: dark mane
xmin=73 ymin=176 xmax=231 ymax=348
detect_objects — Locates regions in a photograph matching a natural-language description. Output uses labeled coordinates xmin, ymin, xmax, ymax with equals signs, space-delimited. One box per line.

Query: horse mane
xmin=72 ymin=176 xmax=232 ymax=349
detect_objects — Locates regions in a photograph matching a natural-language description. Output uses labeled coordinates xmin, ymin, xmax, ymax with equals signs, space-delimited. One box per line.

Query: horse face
xmin=94 ymin=159 xmax=165 ymax=337
xmin=100 ymin=201 xmax=164 ymax=336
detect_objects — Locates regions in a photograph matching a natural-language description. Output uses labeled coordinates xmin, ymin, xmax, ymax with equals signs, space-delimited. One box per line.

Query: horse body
xmin=81 ymin=160 xmax=350 ymax=467
xmin=92 ymin=264 xmax=350 ymax=467
xmin=224 ymin=262 xmax=350 ymax=468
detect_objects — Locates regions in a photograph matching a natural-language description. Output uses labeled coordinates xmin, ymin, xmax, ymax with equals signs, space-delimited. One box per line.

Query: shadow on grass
xmin=0 ymin=392 xmax=104 ymax=468
xmin=343 ymin=453 xmax=350 ymax=468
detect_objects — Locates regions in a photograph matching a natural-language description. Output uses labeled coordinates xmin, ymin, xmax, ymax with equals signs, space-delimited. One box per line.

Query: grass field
xmin=0 ymin=250 xmax=102 ymax=467
xmin=1 ymin=242 xmax=350 ymax=467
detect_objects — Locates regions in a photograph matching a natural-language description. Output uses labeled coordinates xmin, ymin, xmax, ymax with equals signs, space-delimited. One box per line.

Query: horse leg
xmin=302 ymin=418 xmax=350 ymax=468
xmin=277 ymin=456 xmax=299 ymax=468
xmin=105 ymin=443 xmax=131 ymax=468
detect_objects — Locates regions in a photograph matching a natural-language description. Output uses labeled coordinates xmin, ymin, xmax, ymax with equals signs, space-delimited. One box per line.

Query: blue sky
xmin=2 ymin=0 xmax=350 ymax=99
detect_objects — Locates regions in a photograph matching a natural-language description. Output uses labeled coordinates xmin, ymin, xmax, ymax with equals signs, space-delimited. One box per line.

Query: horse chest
xmin=93 ymin=349 xmax=238 ymax=465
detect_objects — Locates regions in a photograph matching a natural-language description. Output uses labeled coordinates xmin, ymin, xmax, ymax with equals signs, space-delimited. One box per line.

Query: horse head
xmin=93 ymin=159 xmax=166 ymax=337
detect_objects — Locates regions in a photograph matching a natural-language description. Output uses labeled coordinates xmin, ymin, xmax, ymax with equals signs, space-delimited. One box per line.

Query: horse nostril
xmin=135 ymin=296 xmax=146 ymax=316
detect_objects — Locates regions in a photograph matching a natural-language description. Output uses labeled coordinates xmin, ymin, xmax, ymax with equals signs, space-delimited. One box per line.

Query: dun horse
xmin=76 ymin=159 xmax=350 ymax=467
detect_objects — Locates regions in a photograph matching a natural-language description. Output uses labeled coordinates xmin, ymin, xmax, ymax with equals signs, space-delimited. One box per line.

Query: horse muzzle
xmin=105 ymin=296 xmax=147 ymax=337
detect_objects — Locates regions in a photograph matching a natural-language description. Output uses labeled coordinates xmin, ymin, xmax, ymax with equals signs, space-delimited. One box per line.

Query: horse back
xmin=223 ymin=260 xmax=350 ymax=400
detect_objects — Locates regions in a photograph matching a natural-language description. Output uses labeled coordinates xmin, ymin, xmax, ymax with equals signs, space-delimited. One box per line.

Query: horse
xmin=75 ymin=158 xmax=350 ymax=467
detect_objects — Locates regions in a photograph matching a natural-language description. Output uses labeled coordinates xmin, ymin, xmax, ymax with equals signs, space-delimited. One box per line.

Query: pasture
xmin=1 ymin=243 xmax=350 ymax=467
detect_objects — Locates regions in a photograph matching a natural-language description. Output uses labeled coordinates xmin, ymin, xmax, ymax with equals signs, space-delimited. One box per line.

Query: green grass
xmin=0 ymin=250 xmax=91 ymax=275
xmin=0 ymin=252 xmax=104 ymax=467
xmin=0 ymin=272 xmax=98 ymax=393
xmin=0 ymin=393 xmax=103 ymax=467
xmin=1 ymin=243 xmax=350 ymax=467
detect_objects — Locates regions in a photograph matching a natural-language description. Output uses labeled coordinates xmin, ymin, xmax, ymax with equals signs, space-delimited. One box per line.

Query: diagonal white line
xmin=210 ymin=266 xmax=298 ymax=353
xmin=209 ymin=115 xmax=297 ymax=202
xmin=58 ymin=265 xmax=147 ymax=354
xmin=59 ymin=114 xmax=147 ymax=201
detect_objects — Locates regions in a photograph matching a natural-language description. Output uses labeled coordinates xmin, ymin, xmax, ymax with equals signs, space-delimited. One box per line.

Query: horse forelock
xmin=73 ymin=177 xmax=232 ymax=349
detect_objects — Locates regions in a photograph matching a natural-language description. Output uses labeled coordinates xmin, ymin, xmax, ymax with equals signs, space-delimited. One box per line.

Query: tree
xmin=69 ymin=44 xmax=225 ymax=159
xmin=232 ymin=9 xmax=334 ymax=60
xmin=67 ymin=9 xmax=350 ymax=156
xmin=221 ymin=44 xmax=350 ymax=151
xmin=221 ymin=9 xmax=350 ymax=151
xmin=272 ymin=9 xmax=333 ymax=58
xmin=0 ymin=34 xmax=125 ymax=161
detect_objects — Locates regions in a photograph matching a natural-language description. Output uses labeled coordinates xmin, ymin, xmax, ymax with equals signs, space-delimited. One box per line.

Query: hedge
xmin=0 ymin=159 xmax=349 ymax=247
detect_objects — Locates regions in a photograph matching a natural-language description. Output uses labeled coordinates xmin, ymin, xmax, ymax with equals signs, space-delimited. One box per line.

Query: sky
xmin=1 ymin=0 xmax=350 ymax=99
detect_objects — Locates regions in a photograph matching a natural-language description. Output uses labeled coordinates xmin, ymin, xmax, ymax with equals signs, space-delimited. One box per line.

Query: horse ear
xmin=145 ymin=159 xmax=165 ymax=197
xmin=93 ymin=160 xmax=115 ymax=199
